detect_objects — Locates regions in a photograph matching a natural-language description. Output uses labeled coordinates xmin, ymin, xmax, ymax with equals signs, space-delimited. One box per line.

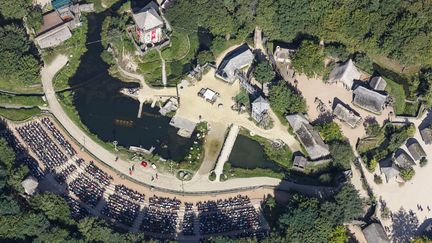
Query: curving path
xmin=40 ymin=54 xmax=334 ymax=197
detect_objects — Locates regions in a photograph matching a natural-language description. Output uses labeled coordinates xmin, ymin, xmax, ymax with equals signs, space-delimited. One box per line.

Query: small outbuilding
xmin=251 ymin=96 xmax=270 ymax=124
xmin=406 ymin=138 xmax=426 ymax=161
xmin=132 ymin=1 xmax=164 ymax=44
xmin=380 ymin=160 xmax=400 ymax=183
xmin=362 ymin=223 xmax=390 ymax=243
xmin=352 ymin=86 xmax=388 ymax=114
xmin=420 ymin=126 xmax=432 ymax=145
xmin=328 ymin=59 xmax=361 ymax=90
xmin=369 ymin=76 xmax=387 ymax=91
xmin=292 ymin=155 xmax=308 ymax=171
xmin=394 ymin=149 xmax=415 ymax=168
xmin=333 ymin=103 xmax=362 ymax=128
xmin=21 ymin=176 xmax=39 ymax=195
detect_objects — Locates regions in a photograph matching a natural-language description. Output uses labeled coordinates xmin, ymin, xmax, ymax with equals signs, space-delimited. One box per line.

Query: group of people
xmin=197 ymin=195 xmax=262 ymax=235
xmin=63 ymin=195 xmax=89 ymax=220
xmin=85 ymin=161 xmax=113 ymax=186
xmin=102 ymin=194 xmax=140 ymax=227
xmin=181 ymin=203 xmax=195 ymax=235
xmin=114 ymin=185 xmax=145 ymax=204
xmin=140 ymin=196 xmax=181 ymax=234
xmin=68 ymin=174 xmax=105 ymax=207
xmin=16 ymin=122 xmax=67 ymax=171
xmin=41 ymin=118 xmax=76 ymax=157
xmin=57 ymin=164 xmax=77 ymax=183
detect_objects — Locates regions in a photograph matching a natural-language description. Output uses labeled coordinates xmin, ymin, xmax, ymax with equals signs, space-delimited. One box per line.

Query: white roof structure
xmin=285 ymin=114 xmax=330 ymax=160
xmin=369 ymin=76 xmax=387 ymax=91
xmin=333 ymin=103 xmax=362 ymax=128
xmin=35 ymin=24 xmax=72 ymax=49
xmin=21 ymin=176 xmax=38 ymax=195
xmin=203 ymin=89 xmax=217 ymax=100
xmin=252 ymin=96 xmax=270 ymax=115
xmin=132 ymin=1 xmax=164 ymax=31
xmin=216 ymin=45 xmax=254 ymax=83
xmin=352 ymin=86 xmax=387 ymax=114
xmin=328 ymin=59 xmax=361 ymax=89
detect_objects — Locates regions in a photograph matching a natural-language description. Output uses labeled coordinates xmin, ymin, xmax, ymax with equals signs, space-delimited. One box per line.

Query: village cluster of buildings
xmin=34 ymin=0 xmax=94 ymax=49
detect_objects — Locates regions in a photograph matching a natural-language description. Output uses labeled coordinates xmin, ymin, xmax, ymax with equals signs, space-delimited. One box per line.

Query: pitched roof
xmin=369 ymin=76 xmax=387 ymax=91
xmin=132 ymin=1 xmax=164 ymax=31
xmin=293 ymin=155 xmax=308 ymax=169
xmin=407 ymin=139 xmax=426 ymax=161
xmin=363 ymin=223 xmax=390 ymax=243
xmin=37 ymin=11 xmax=65 ymax=35
xmin=252 ymin=96 xmax=270 ymax=114
xmin=286 ymin=114 xmax=330 ymax=160
xmin=328 ymin=59 xmax=361 ymax=89
xmin=420 ymin=127 xmax=432 ymax=145
xmin=333 ymin=103 xmax=362 ymax=128
xmin=352 ymin=86 xmax=387 ymax=114
xmin=379 ymin=159 xmax=400 ymax=182
xmin=394 ymin=149 xmax=415 ymax=168
xmin=216 ymin=45 xmax=254 ymax=82
xmin=35 ymin=24 xmax=72 ymax=49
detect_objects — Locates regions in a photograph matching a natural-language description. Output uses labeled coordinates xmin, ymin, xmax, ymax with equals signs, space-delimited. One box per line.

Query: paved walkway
xmin=214 ymin=124 xmax=239 ymax=181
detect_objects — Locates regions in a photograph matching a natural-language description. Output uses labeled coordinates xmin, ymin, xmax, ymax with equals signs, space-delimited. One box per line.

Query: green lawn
xmin=161 ymin=31 xmax=190 ymax=61
xmin=0 ymin=94 xmax=45 ymax=107
xmin=221 ymin=162 xmax=285 ymax=180
xmin=385 ymin=78 xmax=406 ymax=115
xmin=0 ymin=107 xmax=41 ymax=121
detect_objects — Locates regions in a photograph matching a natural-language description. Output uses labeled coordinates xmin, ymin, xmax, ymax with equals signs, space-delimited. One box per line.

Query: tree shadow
xmin=391 ymin=208 xmax=419 ymax=243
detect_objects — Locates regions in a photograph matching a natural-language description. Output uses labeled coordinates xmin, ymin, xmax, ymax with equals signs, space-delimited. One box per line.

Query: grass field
xmin=161 ymin=31 xmax=190 ymax=61
xmin=385 ymin=78 xmax=406 ymax=115
xmin=0 ymin=107 xmax=41 ymax=121
xmin=0 ymin=94 xmax=45 ymax=107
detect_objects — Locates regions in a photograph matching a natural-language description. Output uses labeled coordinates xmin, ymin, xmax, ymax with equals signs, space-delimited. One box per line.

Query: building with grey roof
xmin=394 ymin=149 xmax=415 ymax=168
xmin=328 ymin=59 xmax=361 ymax=90
xmin=406 ymin=138 xmax=426 ymax=161
xmin=362 ymin=223 xmax=390 ymax=243
xmin=21 ymin=176 xmax=38 ymax=195
xmin=369 ymin=76 xmax=387 ymax=91
xmin=132 ymin=1 xmax=164 ymax=44
xmin=379 ymin=159 xmax=400 ymax=182
xmin=286 ymin=114 xmax=330 ymax=160
xmin=35 ymin=24 xmax=72 ymax=49
xmin=169 ymin=116 xmax=197 ymax=138
xmin=293 ymin=155 xmax=308 ymax=171
xmin=333 ymin=103 xmax=362 ymax=128
xmin=352 ymin=86 xmax=388 ymax=114
xmin=274 ymin=46 xmax=295 ymax=63
xmin=216 ymin=45 xmax=254 ymax=83
xmin=251 ymin=96 xmax=270 ymax=124
xmin=420 ymin=126 xmax=432 ymax=145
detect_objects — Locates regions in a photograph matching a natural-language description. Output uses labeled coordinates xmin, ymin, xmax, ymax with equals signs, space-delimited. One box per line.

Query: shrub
xmin=399 ymin=167 xmax=415 ymax=181
xmin=420 ymin=157 xmax=428 ymax=167
xmin=374 ymin=174 xmax=383 ymax=184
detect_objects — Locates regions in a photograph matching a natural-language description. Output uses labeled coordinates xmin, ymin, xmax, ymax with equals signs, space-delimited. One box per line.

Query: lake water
xmin=67 ymin=12 xmax=193 ymax=161
xmin=228 ymin=134 xmax=282 ymax=170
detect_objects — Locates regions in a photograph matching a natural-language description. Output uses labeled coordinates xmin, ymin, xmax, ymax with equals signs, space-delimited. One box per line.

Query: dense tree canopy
xmin=253 ymin=60 xmax=275 ymax=85
xmin=291 ymin=40 xmax=325 ymax=77
xmin=269 ymin=81 xmax=307 ymax=116
xmin=0 ymin=0 xmax=31 ymax=20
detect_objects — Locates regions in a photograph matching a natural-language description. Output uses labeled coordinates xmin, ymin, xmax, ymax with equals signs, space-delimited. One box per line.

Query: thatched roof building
xmin=352 ymin=86 xmax=387 ymax=114
xmin=362 ymin=223 xmax=390 ymax=243
xmin=420 ymin=126 xmax=432 ymax=145
xmin=286 ymin=114 xmax=330 ymax=160
xmin=333 ymin=103 xmax=362 ymax=128
xmin=407 ymin=139 xmax=426 ymax=161
xmin=394 ymin=149 xmax=415 ymax=168
xmin=328 ymin=59 xmax=361 ymax=89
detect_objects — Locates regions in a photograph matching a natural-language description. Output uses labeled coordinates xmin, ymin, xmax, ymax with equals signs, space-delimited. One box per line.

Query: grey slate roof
xmin=252 ymin=96 xmax=270 ymax=122
xmin=379 ymin=159 xmax=400 ymax=182
xmin=328 ymin=59 xmax=361 ymax=89
xmin=132 ymin=1 xmax=164 ymax=31
xmin=293 ymin=155 xmax=307 ymax=170
xmin=285 ymin=114 xmax=330 ymax=160
xmin=352 ymin=86 xmax=387 ymax=114
xmin=369 ymin=76 xmax=387 ymax=91
xmin=333 ymin=103 xmax=362 ymax=128
xmin=363 ymin=223 xmax=390 ymax=243
xmin=420 ymin=127 xmax=432 ymax=145
xmin=394 ymin=149 xmax=416 ymax=168
xmin=407 ymin=139 xmax=426 ymax=161
xmin=216 ymin=45 xmax=254 ymax=83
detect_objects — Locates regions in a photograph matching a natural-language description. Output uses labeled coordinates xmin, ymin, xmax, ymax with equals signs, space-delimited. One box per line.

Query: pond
xmin=68 ymin=11 xmax=193 ymax=161
xmin=228 ymin=134 xmax=282 ymax=171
